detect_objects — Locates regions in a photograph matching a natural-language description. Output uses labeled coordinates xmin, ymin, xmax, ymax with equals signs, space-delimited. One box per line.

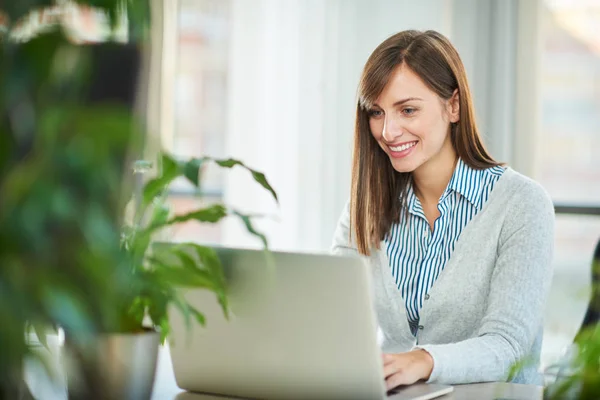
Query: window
xmin=165 ymin=0 xmax=231 ymax=244
xmin=537 ymin=2 xmax=600 ymax=204
xmin=536 ymin=0 xmax=600 ymax=366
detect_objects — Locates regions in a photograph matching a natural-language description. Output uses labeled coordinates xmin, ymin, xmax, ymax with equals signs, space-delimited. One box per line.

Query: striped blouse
xmin=385 ymin=158 xmax=506 ymax=335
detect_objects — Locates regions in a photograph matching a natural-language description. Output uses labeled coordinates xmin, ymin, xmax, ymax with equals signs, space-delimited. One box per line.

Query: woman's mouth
xmin=388 ymin=141 xmax=417 ymax=158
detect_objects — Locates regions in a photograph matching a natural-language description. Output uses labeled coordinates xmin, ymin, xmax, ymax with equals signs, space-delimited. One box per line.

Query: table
xmin=439 ymin=382 xmax=542 ymax=399
xmin=26 ymin=345 xmax=544 ymax=400
xmin=152 ymin=347 xmax=543 ymax=400
xmin=160 ymin=383 xmax=543 ymax=400
xmin=163 ymin=384 xmax=543 ymax=400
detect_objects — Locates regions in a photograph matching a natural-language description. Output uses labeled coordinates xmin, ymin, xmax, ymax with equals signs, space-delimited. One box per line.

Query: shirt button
xmin=424 ymin=294 xmax=430 ymax=300
xmin=418 ymin=325 xmax=424 ymax=330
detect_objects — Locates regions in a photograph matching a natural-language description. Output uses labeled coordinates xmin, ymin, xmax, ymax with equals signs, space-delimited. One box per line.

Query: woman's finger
xmin=386 ymin=369 xmax=421 ymax=391
xmin=383 ymin=361 xmax=400 ymax=378
xmin=382 ymin=353 xmax=394 ymax=364
xmin=385 ymin=372 xmax=406 ymax=391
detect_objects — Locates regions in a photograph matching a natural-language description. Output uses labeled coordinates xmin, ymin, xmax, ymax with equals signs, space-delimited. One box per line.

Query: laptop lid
xmin=167 ymin=246 xmax=387 ymax=400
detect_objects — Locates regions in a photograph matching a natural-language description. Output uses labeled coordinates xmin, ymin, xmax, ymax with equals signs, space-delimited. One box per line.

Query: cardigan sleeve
xmin=417 ymin=179 xmax=555 ymax=384
xmin=331 ymin=200 xmax=360 ymax=257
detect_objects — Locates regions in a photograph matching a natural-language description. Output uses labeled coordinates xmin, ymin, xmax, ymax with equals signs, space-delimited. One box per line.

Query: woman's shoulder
xmin=492 ymin=167 xmax=555 ymax=225
xmin=496 ymin=167 xmax=553 ymax=208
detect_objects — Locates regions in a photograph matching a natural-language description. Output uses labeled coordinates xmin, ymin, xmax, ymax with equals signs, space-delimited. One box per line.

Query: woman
xmin=332 ymin=30 xmax=554 ymax=390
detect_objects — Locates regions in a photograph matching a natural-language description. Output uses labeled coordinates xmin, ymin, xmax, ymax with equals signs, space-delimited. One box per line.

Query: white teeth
xmin=390 ymin=142 xmax=416 ymax=152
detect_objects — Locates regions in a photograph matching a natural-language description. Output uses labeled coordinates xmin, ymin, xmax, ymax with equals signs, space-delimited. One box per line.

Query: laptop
xmin=167 ymin=246 xmax=453 ymax=400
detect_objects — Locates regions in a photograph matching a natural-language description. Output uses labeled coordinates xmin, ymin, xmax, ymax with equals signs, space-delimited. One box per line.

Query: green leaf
xmin=170 ymin=248 xmax=203 ymax=273
xmin=148 ymin=202 xmax=171 ymax=229
xmin=209 ymin=158 xmax=278 ymax=204
xmin=165 ymin=205 xmax=227 ymax=226
xmin=43 ymin=288 xmax=95 ymax=338
xmin=150 ymin=257 xmax=215 ymax=289
xmin=127 ymin=296 xmax=148 ymax=329
xmin=250 ymin=170 xmax=277 ymax=202
xmin=186 ymin=244 xmax=229 ymax=317
xmin=168 ymin=293 xmax=207 ymax=346
xmin=146 ymin=289 xmax=168 ymax=329
xmin=126 ymin=0 xmax=151 ymax=42
xmin=171 ymin=293 xmax=192 ymax=331
xmin=508 ymin=355 xmax=535 ymax=381
xmin=2 ymin=153 xmax=45 ymax=208
xmin=134 ymin=201 xmax=171 ymax=253
xmin=187 ymin=305 xmax=206 ymax=327
xmin=154 ymin=244 xmax=229 ymax=319
xmin=232 ymin=210 xmax=269 ymax=248
xmin=142 ymin=154 xmax=180 ymax=207
xmin=158 ymin=316 xmax=170 ymax=345
xmin=187 ymin=244 xmax=224 ymax=284
xmin=181 ymin=158 xmax=204 ymax=187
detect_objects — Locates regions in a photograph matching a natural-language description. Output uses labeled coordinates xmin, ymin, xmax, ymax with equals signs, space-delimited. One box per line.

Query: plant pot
xmin=63 ymin=330 xmax=160 ymax=400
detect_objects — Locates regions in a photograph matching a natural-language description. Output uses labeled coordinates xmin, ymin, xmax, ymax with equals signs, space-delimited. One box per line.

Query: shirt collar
xmin=403 ymin=158 xmax=483 ymax=215
xmin=405 ymin=179 xmax=426 ymax=218
xmin=444 ymin=158 xmax=482 ymax=206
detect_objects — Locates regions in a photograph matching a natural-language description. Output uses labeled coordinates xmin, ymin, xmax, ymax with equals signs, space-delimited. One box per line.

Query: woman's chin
xmin=390 ymin=158 xmax=419 ymax=174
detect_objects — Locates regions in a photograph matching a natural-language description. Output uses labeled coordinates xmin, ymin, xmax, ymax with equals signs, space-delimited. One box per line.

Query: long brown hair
xmin=351 ymin=30 xmax=500 ymax=255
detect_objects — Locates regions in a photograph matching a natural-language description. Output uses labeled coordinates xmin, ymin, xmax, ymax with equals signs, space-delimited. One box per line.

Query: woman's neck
xmin=412 ymin=139 xmax=458 ymax=206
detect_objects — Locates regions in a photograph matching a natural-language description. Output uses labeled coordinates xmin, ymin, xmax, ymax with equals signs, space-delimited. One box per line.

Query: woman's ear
xmin=447 ymin=89 xmax=460 ymax=123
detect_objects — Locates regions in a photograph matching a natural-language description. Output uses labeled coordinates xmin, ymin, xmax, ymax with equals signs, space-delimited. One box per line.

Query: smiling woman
xmin=352 ymin=30 xmax=501 ymax=248
xmin=332 ymin=30 xmax=555 ymax=391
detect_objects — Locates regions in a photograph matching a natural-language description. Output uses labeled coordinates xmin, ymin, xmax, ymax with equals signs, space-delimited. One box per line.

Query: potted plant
xmin=61 ymin=152 xmax=277 ymax=400
xmin=122 ymin=153 xmax=277 ymax=343
xmin=77 ymin=152 xmax=277 ymax=400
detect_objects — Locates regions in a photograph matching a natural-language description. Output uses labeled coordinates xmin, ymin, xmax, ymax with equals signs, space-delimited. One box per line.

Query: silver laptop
xmin=167 ymin=246 xmax=453 ymax=400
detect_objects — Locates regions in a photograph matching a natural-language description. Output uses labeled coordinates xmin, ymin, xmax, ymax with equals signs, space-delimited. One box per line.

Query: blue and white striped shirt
xmin=385 ymin=158 xmax=505 ymax=335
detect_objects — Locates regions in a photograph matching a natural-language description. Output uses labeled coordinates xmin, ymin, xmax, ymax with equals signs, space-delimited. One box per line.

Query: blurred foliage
xmin=120 ymin=153 xmax=278 ymax=343
xmin=0 ymin=3 xmax=278 ymax=398
xmin=1 ymin=0 xmax=144 ymax=397
xmin=545 ymin=328 xmax=600 ymax=400
xmin=545 ymin=257 xmax=600 ymax=400
xmin=0 ymin=0 xmax=151 ymax=42
xmin=0 ymin=30 xmax=144 ymax=398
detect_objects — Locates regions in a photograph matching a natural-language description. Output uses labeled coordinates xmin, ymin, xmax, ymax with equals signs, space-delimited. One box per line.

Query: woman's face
xmin=368 ymin=64 xmax=459 ymax=174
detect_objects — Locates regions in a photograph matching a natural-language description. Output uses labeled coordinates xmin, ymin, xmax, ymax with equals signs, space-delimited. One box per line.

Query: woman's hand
xmin=382 ymin=349 xmax=434 ymax=391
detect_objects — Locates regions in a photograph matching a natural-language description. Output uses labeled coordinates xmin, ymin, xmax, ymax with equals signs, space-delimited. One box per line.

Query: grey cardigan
xmin=331 ymin=168 xmax=555 ymax=385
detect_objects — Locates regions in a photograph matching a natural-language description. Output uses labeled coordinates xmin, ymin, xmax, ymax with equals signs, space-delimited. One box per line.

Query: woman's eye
xmin=368 ymin=109 xmax=383 ymax=117
xmin=403 ymin=108 xmax=416 ymax=116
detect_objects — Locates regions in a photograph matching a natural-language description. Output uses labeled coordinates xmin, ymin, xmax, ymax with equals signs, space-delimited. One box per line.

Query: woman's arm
xmin=417 ymin=180 xmax=555 ymax=384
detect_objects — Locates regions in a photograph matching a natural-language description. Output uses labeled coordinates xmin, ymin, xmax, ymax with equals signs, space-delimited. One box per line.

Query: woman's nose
xmin=382 ymin=115 xmax=404 ymax=143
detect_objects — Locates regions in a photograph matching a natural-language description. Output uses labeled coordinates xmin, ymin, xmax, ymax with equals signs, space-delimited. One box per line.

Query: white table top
xmin=26 ymin=345 xmax=544 ymax=400
xmin=151 ymin=347 xmax=543 ymax=400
